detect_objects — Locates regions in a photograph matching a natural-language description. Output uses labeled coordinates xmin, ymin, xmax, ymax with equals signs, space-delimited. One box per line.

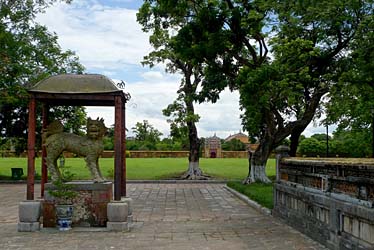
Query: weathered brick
xmin=275 ymin=157 xmax=374 ymax=250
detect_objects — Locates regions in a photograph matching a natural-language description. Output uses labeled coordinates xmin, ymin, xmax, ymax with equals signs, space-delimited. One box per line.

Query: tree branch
xmin=257 ymin=35 xmax=268 ymax=64
xmin=225 ymin=0 xmax=234 ymax=9
xmin=272 ymin=107 xmax=284 ymax=130
xmin=243 ymin=37 xmax=258 ymax=64
xmin=233 ymin=54 xmax=255 ymax=69
xmin=224 ymin=0 xmax=260 ymax=66
xmin=274 ymin=87 xmax=328 ymax=144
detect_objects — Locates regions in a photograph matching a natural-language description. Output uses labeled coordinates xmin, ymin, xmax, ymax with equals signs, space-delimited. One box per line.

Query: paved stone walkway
xmin=0 ymin=183 xmax=326 ymax=250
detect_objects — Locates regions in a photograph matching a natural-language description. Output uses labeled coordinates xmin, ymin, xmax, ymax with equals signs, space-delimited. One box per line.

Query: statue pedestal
xmin=43 ymin=181 xmax=112 ymax=227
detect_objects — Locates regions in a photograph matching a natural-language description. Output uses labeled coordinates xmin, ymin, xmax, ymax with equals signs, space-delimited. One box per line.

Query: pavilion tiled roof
xmin=29 ymin=74 xmax=120 ymax=93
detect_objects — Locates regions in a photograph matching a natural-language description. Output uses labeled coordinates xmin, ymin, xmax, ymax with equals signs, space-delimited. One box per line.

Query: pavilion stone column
xmin=106 ymin=197 xmax=133 ymax=231
xmin=18 ymin=200 xmax=41 ymax=232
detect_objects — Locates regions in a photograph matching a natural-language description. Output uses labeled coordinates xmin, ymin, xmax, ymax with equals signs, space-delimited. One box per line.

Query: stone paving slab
xmin=0 ymin=183 xmax=326 ymax=250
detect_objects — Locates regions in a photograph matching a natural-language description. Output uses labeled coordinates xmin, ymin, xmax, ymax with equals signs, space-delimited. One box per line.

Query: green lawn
xmin=227 ymin=181 xmax=274 ymax=209
xmin=0 ymin=157 xmax=275 ymax=180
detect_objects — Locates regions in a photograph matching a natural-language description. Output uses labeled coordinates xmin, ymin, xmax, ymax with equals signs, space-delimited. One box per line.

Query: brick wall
xmin=221 ymin=151 xmax=248 ymax=158
xmin=1 ymin=150 xmax=249 ymax=158
xmin=129 ymin=150 xmax=248 ymax=158
xmin=128 ymin=151 xmax=189 ymax=158
xmin=273 ymin=150 xmax=374 ymax=250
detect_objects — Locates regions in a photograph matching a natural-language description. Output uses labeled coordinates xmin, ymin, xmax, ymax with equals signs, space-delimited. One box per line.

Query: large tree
xmin=231 ymin=0 xmax=370 ymax=183
xmin=132 ymin=120 xmax=162 ymax=149
xmin=137 ymin=2 xmax=206 ymax=179
xmin=326 ymin=8 xmax=374 ymax=157
xmin=136 ymin=0 xmax=373 ymax=183
xmin=0 ymin=0 xmax=85 ymax=153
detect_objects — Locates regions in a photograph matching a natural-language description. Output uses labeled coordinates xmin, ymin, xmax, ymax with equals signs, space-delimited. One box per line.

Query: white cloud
xmin=141 ymin=71 xmax=166 ymax=82
xmin=86 ymin=75 xmax=179 ymax=136
xmin=303 ymin=122 xmax=336 ymax=137
xmin=37 ymin=2 xmax=152 ymax=71
xmin=86 ymin=81 xmax=243 ymax=139
xmin=196 ymin=89 xmax=243 ymax=138
xmin=37 ymin=1 xmax=244 ymax=139
xmin=37 ymin=0 xmax=329 ymax=142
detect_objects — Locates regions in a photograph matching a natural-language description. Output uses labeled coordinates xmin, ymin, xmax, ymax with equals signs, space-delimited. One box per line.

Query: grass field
xmin=0 ymin=157 xmax=276 ymax=180
xmin=227 ymin=181 xmax=274 ymax=209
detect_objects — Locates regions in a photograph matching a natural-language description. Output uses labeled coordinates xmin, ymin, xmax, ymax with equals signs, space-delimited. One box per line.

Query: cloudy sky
xmin=36 ymin=0 xmax=327 ymax=138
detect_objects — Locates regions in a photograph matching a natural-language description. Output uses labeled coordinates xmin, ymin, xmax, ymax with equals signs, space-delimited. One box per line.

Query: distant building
xmin=224 ymin=131 xmax=249 ymax=144
xmin=225 ymin=132 xmax=260 ymax=152
xmin=247 ymin=143 xmax=259 ymax=152
xmin=204 ymin=134 xmax=222 ymax=158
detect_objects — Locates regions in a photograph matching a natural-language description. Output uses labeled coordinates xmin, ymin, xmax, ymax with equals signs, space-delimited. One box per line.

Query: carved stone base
xmin=107 ymin=202 xmax=128 ymax=222
xmin=18 ymin=200 xmax=41 ymax=232
xmin=19 ymin=200 xmax=41 ymax=222
xmin=18 ymin=222 xmax=40 ymax=232
xmin=107 ymin=198 xmax=133 ymax=231
xmin=43 ymin=181 xmax=113 ymax=227
xmin=106 ymin=222 xmax=129 ymax=232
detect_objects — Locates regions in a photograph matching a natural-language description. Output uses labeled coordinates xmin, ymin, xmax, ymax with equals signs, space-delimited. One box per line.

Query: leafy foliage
xmin=131 ymin=120 xmax=163 ymax=149
xmin=138 ymin=1 xmax=205 ymax=178
xmin=297 ymin=130 xmax=372 ymax=158
xmin=298 ymin=137 xmax=326 ymax=157
xmin=0 ymin=0 xmax=85 ymax=154
xmin=163 ymin=97 xmax=198 ymax=150
xmin=326 ymin=8 xmax=374 ymax=136
xmin=103 ymin=125 xmax=114 ymax=150
xmin=48 ymin=165 xmax=77 ymax=205
xmin=311 ymin=134 xmax=331 ymax=142
xmin=222 ymin=139 xmax=246 ymax=151
xmin=331 ymin=128 xmax=372 ymax=158
xmin=137 ymin=1 xmax=374 ymax=183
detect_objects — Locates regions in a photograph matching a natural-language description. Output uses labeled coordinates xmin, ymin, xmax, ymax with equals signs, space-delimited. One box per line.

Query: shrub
xmin=298 ymin=137 xmax=326 ymax=157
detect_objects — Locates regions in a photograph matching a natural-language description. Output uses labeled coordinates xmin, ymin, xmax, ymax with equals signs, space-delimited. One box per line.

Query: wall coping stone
xmin=282 ymin=157 xmax=374 ymax=167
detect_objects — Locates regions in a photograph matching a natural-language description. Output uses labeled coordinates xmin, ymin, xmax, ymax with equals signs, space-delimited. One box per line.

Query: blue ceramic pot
xmin=55 ymin=205 xmax=73 ymax=231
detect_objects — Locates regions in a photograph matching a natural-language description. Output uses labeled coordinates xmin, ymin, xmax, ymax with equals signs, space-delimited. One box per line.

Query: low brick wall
xmin=221 ymin=151 xmax=248 ymax=158
xmin=1 ymin=150 xmax=249 ymax=158
xmin=129 ymin=150 xmax=248 ymax=158
xmin=0 ymin=151 xmax=18 ymax=157
xmin=128 ymin=151 xmax=189 ymax=158
xmin=273 ymin=151 xmax=374 ymax=250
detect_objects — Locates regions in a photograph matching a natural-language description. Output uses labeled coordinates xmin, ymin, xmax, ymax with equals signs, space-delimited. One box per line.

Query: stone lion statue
xmin=43 ymin=118 xmax=107 ymax=182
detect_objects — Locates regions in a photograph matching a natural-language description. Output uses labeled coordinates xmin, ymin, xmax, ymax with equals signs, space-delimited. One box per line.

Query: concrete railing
xmin=273 ymin=146 xmax=374 ymax=250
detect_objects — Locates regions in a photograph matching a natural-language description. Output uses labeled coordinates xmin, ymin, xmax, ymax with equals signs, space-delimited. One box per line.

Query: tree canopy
xmin=298 ymin=129 xmax=372 ymax=158
xmin=138 ymin=1 xmax=207 ymax=179
xmin=222 ymin=139 xmax=246 ymax=151
xmin=132 ymin=120 xmax=162 ymax=143
xmin=0 ymin=0 xmax=85 ymax=153
xmin=326 ymin=8 xmax=374 ymax=134
xmin=136 ymin=0 xmax=374 ymax=183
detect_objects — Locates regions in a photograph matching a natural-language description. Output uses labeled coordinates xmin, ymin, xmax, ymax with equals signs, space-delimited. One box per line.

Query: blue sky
xmin=36 ymin=0 xmax=328 ymax=138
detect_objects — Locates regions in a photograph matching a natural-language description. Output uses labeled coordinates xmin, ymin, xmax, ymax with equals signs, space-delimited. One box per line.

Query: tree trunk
xmin=181 ymin=74 xmax=206 ymax=179
xmin=242 ymin=150 xmax=252 ymax=184
xmin=181 ymin=120 xmax=207 ymax=179
xmin=241 ymin=88 xmax=327 ymax=184
xmin=289 ymin=126 xmax=305 ymax=157
xmin=242 ymin=139 xmax=272 ymax=184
